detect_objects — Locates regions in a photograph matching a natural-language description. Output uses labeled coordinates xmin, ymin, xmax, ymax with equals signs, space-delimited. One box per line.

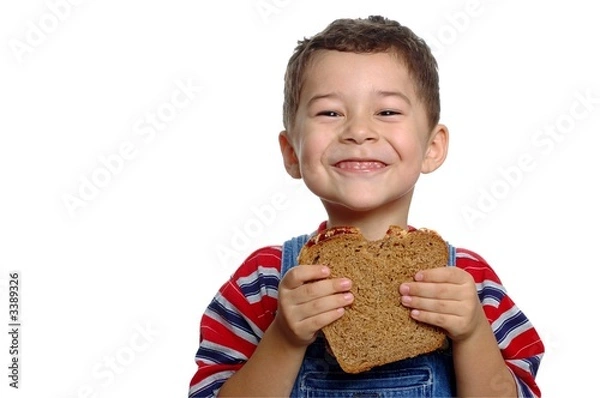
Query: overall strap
xmin=281 ymin=234 xmax=310 ymax=276
xmin=447 ymin=243 xmax=456 ymax=267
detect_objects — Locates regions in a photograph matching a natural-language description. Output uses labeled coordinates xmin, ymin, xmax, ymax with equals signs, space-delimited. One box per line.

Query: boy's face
xmin=280 ymin=50 xmax=447 ymax=218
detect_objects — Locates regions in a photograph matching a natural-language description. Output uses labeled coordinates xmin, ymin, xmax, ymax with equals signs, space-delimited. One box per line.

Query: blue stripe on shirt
xmin=477 ymin=283 xmax=505 ymax=306
xmin=238 ymin=273 xmax=279 ymax=298
xmin=195 ymin=345 xmax=241 ymax=365
xmin=495 ymin=310 xmax=529 ymax=345
xmin=207 ymin=299 xmax=255 ymax=337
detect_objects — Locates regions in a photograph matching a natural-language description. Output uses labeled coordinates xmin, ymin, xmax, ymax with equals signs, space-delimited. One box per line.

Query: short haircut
xmin=283 ymin=15 xmax=440 ymax=131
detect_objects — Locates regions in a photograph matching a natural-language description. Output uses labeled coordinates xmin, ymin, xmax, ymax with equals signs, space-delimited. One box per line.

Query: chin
xmin=319 ymin=191 xmax=413 ymax=215
xmin=321 ymin=198 xmax=389 ymax=213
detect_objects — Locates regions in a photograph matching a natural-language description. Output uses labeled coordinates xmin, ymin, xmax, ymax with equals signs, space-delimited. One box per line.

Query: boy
xmin=189 ymin=15 xmax=544 ymax=397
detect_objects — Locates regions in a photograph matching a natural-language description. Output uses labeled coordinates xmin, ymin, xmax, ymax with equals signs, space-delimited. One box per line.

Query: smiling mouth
xmin=335 ymin=160 xmax=387 ymax=170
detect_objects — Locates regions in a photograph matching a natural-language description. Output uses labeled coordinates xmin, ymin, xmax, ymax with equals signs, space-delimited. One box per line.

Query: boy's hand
xmin=275 ymin=265 xmax=353 ymax=347
xmin=399 ymin=267 xmax=487 ymax=342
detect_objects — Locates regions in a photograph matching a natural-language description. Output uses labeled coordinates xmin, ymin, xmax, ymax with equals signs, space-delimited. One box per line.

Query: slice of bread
xmin=297 ymin=225 xmax=448 ymax=374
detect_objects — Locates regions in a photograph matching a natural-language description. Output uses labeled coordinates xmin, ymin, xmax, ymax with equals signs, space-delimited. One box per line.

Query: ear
xmin=421 ymin=124 xmax=449 ymax=174
xmin=278 ymin=131 xmax=302 ymax=179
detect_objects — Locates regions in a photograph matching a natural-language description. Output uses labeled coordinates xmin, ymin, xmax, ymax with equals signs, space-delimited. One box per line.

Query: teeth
xmin=337 ymin=161 xmax=385 ymax=170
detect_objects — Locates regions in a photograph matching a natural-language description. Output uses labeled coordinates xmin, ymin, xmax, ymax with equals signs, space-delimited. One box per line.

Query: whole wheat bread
xmin=297 ymin=225 xmax=448 ymax=373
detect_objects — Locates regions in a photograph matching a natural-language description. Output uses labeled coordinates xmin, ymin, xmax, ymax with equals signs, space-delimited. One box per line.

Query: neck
xmin=323 ymin=200 xmax=411 ymax=241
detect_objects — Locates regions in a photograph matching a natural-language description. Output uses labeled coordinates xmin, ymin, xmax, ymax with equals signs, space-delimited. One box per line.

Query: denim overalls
xmin=281 ymin=234 xmax=457 ymax=397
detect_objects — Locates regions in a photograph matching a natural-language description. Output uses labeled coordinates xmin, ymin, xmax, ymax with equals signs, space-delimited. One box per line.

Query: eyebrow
xmin=376 ymin=90 xmax=412 ymax=105
xmin=306 ymin=90 xmax=412 ymax=107
xmin=306 ymin=92 xmax=342 ymax=108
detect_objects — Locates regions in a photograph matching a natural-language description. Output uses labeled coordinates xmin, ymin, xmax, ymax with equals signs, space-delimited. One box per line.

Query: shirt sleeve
xmin=188 ymin=246 xmax=283 ymax=398
xmin=457 ymin=248 xmax=545 ymax=398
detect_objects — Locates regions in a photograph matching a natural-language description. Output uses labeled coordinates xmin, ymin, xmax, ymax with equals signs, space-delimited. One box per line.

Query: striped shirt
xmin=189 ymin=231 xmax=544 ymax=397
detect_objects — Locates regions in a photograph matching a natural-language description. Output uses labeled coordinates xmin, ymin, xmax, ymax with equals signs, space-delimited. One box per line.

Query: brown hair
xmin=283 ymin=15 xmax=440 ymax=131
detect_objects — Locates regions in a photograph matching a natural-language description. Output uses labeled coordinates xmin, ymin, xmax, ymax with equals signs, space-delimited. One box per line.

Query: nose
xmin=340 ymin=115 xmax=378 ymax=144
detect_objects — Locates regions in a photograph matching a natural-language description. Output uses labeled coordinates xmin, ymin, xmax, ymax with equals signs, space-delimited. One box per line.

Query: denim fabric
xmin=281 ymin=233 xmax=457 ymax=397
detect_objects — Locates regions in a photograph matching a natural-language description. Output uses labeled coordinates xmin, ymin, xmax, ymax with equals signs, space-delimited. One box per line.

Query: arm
xmin=401 ymin=268 xmax=517 ymax=396
xmin=189 ymin=248 xmax=283 ymax=398
xmin=217 ymin=318 xmax=307 ymax=396
xmin=400 ymin=251 xmax=544 ymax=397
xmin=189 ymin=247 xmax=353 ymax=398
xmin=451 ymin=304 xmax=518 ymax=396
xmin=219 ymin=264 xmax=353 ymax=397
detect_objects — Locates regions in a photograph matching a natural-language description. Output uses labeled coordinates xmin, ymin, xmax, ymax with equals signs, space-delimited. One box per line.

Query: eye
xmin=378 ymin=110 xmax=402 ymax=116
xmin=316 ymin=110 xmax=341 ymax=117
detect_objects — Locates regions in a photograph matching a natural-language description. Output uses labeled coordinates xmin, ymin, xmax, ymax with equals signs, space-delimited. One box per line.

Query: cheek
xmin=393 ymin=135 xmax=425 ymax=159
xmin=298 ymin=135 xmax=328 ymax=165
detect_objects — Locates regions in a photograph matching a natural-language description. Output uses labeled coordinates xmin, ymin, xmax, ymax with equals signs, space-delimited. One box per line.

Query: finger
xmin=399 ymin=281 xmax=462 ymax=300
xmin=408 ymin=308 xmax=460 ymax=331
xmin=401 ymin=295 xmax=461 ymax=316
xmin=281 ymin=264 xmax=330 ymax=290
xmin=298 ymin=306 xmax=347 ymax=334
xmin=399 ymin=267 xmax=473 ymax=299
xmin=296 ymin=291 xmax=354 ymax=321
xmin=294 ymin=277 xmax=352 ymax=305
xmin=413 ymin=267 xmax=473 ymax=284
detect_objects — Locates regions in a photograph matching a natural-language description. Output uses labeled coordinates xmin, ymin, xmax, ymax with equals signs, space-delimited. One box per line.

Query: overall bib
xmin=281 ymin=234 xmax=457 ymax=397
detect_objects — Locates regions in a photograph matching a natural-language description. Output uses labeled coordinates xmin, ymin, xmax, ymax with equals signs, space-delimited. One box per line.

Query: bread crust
xmin=298 ymin=225 xmax=448 ymax=373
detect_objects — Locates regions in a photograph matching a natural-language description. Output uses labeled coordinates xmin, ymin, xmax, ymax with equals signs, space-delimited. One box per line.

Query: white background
xmin=1 ymin=0 xmax=598 ymax=397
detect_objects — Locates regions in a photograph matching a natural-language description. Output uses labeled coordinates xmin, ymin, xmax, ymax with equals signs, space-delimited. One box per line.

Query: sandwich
xmin=297 ymin=225 xmax=449 ymax=373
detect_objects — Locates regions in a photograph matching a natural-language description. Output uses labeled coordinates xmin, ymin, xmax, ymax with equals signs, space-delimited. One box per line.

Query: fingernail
xmin=399 ymin=284 xmax=409 ymax=294
xmin=415 ymin=272 xmax=424 ymax=281
xmin=340 ymin=279 xmax=351 ymax=289
xmin=343 ymin=293 xmax=353 ymax=302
